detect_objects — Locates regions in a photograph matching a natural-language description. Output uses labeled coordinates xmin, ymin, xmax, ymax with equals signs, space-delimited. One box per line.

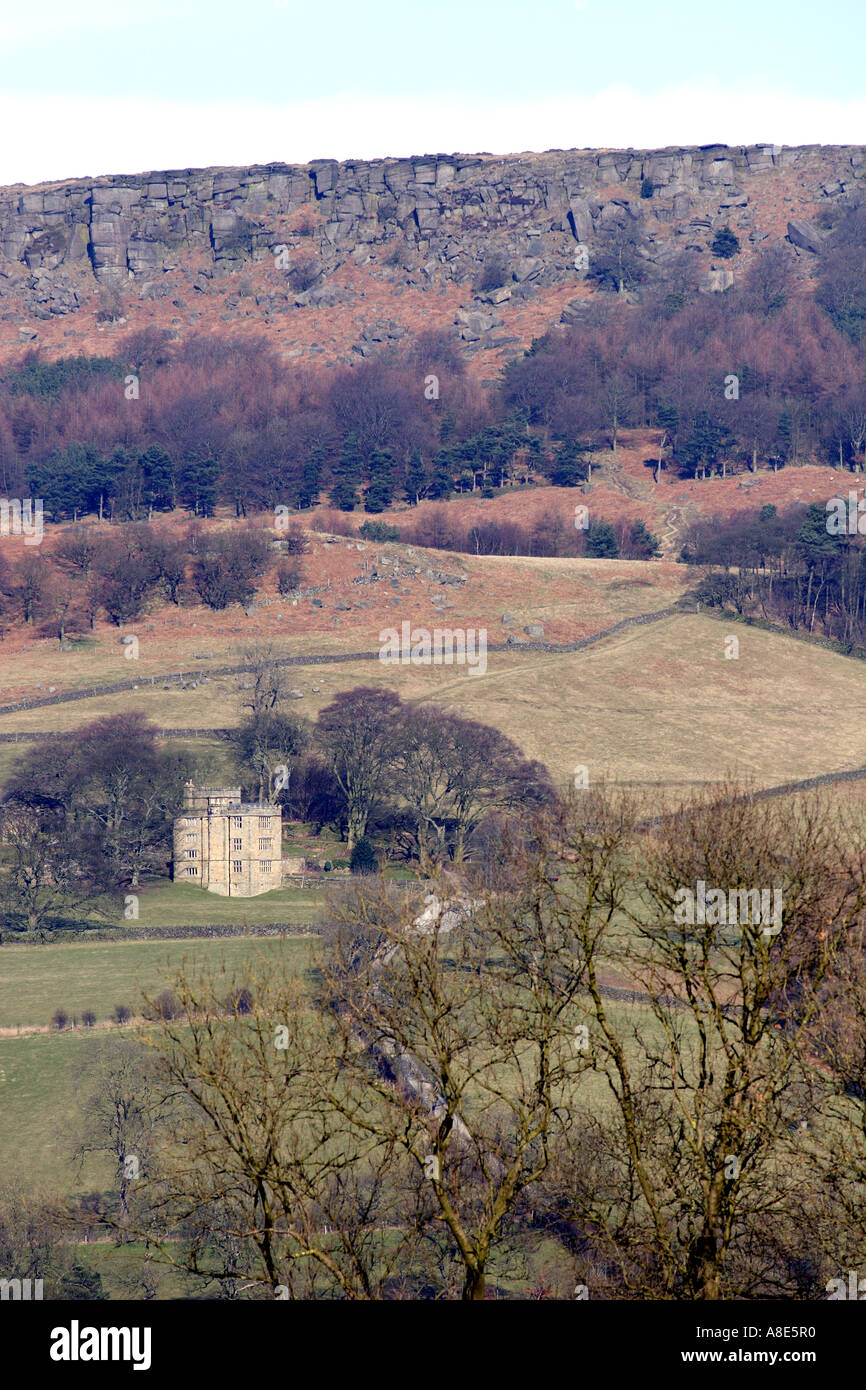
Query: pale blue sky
xmin=1 ymin=0 xmax=864 ymax=183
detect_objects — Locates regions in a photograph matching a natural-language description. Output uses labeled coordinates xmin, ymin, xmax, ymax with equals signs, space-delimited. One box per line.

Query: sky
xmin=1 ymin=0 xmax=864 ymax=185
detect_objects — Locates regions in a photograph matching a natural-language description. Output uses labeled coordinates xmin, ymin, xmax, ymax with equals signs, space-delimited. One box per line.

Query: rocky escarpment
xmin=0 ymin=143 xmax=862 ymax=344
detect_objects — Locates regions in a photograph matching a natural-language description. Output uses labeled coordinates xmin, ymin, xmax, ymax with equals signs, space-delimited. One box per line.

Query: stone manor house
xmin=172 ymin=783 xmax=283 ymax=897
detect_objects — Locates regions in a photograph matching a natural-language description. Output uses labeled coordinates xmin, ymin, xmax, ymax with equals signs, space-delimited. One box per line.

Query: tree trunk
xmin=462 ymin=1266 xmax=486 ymax=1300
xmin=346 ymin=809 xmax=365 ymax=855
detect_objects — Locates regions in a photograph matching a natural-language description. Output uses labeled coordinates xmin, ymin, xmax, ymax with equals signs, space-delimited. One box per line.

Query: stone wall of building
xmin=173 ymin=783 xmax=282 ymax=898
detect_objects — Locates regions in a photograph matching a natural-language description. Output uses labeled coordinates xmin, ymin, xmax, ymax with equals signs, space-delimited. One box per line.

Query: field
xmin=104 ymin=879 xmax=326 ymax=930
xmin=0 ymin=927 xmax=662 ymax=1200
xmin=6 ymin=608 xmax=866 ymax=796
xmin=0 ymin=934 xmax=317 ymax=1031
xmin=0 ymin=936 xmax=317 ymax=1190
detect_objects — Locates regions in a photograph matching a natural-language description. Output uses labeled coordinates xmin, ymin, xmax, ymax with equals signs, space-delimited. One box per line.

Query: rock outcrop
xmin=2 ymin=145 xmax=862 ymax=289
xmin=0 ymin=144 xmax=862 ymax=350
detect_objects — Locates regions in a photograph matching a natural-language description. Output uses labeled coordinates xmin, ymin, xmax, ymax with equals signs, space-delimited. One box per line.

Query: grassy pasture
xmin=0 ymin=923 xmax=687 ymax=1197
xmin=0 ymin=1029 xmax=123 ymax=1189
xmin=0 ymin=936 xmax=317 ymax=1188
xmin=112 ymin=878 xmax=325 ymax=929
xmin=0 ymin=934 xmax=316 ymax=1031
xmin=4 ymin=615 xmax=866 ymax=794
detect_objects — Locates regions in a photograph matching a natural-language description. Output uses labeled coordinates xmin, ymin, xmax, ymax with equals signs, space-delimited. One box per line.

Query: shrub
xmin=148 ymin=989 xmax=182 ymax=1021
xmin=350 ymin=837 xmax=378 ymax=875
xmin=95 ymin=286 xmax=125 ymax=323
xmin=113 ymin=1003 xmax=132 ymax=1024
xmin=82 ymin=1010 xmax=97 ymax=1028
xmin=58 ymin=1263 xmax=107 ymax=1301
xmin=293 ymin=207 xmax=320 ymax=237
xmin=640 ymin=178 xmax=654 ymax=199
xmin=225 ymin=987 xmax=253 ymax=1016
xmin=359 ymin=519 xmax=400 ymax=542
xmin=323 ymin=860 xmax=333 ymax=872
xmin=691 ymin=572 xmax=740 ymax=608
xmin=276 ymin=560 xmax=303 ymax=595
xmin=281 ymin=524 xmax=307 ymax=555
xmin=288 ymin=256 xmax=320 ymax=292
xmin=193 ymin=530 xmax=270 ymax=609
xmin=711 ymin=226 xmax=741 ymax=259
xmin=474 ymin=253 xmax=509 ymax=292
xmin=52 ymin=1008 xmax=69 ymax=1030
xmin=193 ymin=554 xmax=254 ymax=610
xmin=383 ymin=241 xmax=412 ymax=269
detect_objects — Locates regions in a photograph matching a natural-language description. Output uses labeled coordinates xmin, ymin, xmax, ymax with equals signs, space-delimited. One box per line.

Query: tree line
xmin=0 ymin=201 xmax=864 ymax=525
xmin=684 ymin=499 xmax=866 ymax=648
xmin=346 ymin=509 xmax=661 ymax=560
xmin=0 ymin=518 xmax=306 ymax=637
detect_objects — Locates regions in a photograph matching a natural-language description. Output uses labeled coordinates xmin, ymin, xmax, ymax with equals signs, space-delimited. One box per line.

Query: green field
xmin=0 ymin=1029 xmax=130 ymax=1189
xmin=0 ymin=973 xmax=660 ymax=1195
xmin=0 ymin=933 xmax=317 ymax=1030
xmin=116 ymin=878 xmax=326 ymax=929
xmin=0 ymin=935 xmax=317 ymax=1189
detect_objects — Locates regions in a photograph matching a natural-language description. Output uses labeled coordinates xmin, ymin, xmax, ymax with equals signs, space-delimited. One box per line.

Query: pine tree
xmin=586 ymin=520 xmax=620 ymax=558
xmin=549 ymin=437 xmax=589 ymax=487
xmin=628 ymin=519 xmax=661 ymax=558
xmin=330 ymin=432 xmax=364 ymax=511
xmin=776 ymin=412 xmax=792 ymax=463
xmin=711 ymin=226 xmax=741 ymax=259
xmin=428 ymin=448 xmax=455 ymax=500
xmin=797 ymin=502 xmax=842 ymax=563
xmin=350 ymin=836 xmax=377 ymax=875
xmin=139 ymin=443 xmax=175 ymax=511
xmin=364 ymin=449 xmax=396 ymax=513
xmin=179 ymin=455 xmax=220 ymax=517
xmin=299 ymin=445 xmax=324 ymax=510
xmin=404 ymin=449 xmax=427 ymax=505
xmin=439 ymin=409 xmax=458 ymax=445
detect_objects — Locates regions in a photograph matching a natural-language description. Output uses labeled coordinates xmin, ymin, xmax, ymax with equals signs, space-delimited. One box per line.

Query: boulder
xmin=478 ymin=285 xmax=511 ymax=304
xmin=512 ymin=256 xmax=543 ymax=283
xmin=786 ymin=219 xmax=825 ymax=254
xmin=702 ymin=268 xmax=734 ymax=293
